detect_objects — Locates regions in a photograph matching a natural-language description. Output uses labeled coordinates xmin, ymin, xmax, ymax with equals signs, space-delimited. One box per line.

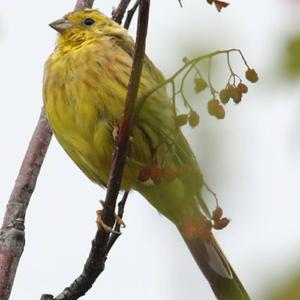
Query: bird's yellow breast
xmin=43 ymin=36 xmax=140 ymax=187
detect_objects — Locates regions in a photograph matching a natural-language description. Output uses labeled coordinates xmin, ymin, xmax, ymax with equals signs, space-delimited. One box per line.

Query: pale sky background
xmin=1 ymin=0 xmax=300 ymax=299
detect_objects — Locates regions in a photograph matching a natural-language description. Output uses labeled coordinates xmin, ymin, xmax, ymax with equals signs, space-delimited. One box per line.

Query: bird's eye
xmin=83 ymin=18 xmax=95 ymax=26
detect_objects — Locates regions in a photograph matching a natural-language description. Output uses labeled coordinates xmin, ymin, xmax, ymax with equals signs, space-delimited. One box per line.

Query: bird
xmin=43 ymin=8 xmax=248 ymax=299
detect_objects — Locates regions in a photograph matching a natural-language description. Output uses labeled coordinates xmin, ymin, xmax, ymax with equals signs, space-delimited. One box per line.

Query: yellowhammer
xmin=43 ymin=9 xmax=248 ymax=298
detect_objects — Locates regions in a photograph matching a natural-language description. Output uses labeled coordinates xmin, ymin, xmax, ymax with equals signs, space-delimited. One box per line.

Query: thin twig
xmin=102 ymin=0 xmax=149 ymax=232
xmin=74 ymin=0 xmax=94 ymax=10
xmin=41 ymin=1 xmax=150 ymax=299
xmin=0 ymin=109 xmax=52 ymax=300
xmin=136 ymin=48 xmax=246 ymax=114
xmin=112 ymin=0 xmax=132 ymax=24
xmin=124 ymin=0 xmax=140 ymax=29
xmin=179 ymin=63 xmax=196 ymax=108
xmin=207 ymin=57 xmax=218 ymax=95
xmin=105 ymin=191 xmax=129 ymax=253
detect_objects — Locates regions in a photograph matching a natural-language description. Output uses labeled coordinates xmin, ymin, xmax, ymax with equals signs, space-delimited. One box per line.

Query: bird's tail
xmin=136 ymin=162 xmax=250 ymax=299
xmin=177 ymin=223 xmax=250 ymax=300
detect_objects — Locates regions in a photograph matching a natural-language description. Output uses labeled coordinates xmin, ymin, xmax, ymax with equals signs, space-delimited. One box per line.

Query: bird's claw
xmin=115 ymin=214 xmax=126 ymax=228
xmin=112 ymin=125 xmax=119 ymax=142
xmin=96 ymin=209 xmax=113 ymax=233
xmin=96 ymin=208 xmax=126 ymax=233
xmin=112 ymin=125 xmax=133 ymax=143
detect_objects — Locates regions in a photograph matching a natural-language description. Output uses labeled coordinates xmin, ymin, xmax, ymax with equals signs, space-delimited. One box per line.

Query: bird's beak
xmin=49 ymin=18 xmax=73 ymax=33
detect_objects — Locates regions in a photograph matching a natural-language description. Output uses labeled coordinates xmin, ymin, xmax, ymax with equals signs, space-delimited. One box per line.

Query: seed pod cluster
xmin=219 ymin=81 xmax=249 ymax=106
xmin=176 ymin=114 xmax=188 ymax=127
xmin=179 ymin=54 xmax=258 ymax=123
xmin=188 ymin=111 xmax=200 ymax=127
xmin=176 ymin=111 xmax=200 ymax=128
xmin=205 ymin=67 xmax=258 ymax=119
xmin=194 ymin=77 xmax=208 ymax=93
xmin=245 ymin=68 xmax=258 ymax=83
xmin=211 ymin=206 xmax=230 ymax=230
xmin=207 ymin=99 xmax=225 ymax=119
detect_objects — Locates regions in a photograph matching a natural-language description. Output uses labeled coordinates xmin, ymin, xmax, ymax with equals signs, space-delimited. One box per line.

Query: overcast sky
xmin=1 ymin=0 xmax=300 ymax=299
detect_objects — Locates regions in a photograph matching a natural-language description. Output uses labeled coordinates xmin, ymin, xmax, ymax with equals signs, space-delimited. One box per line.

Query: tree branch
xmin=0 ymin=109 xmax=52 ymax=300
xmin=0 ymin=1 xmax=95 ymax=300
xmin=101 ymin=0 xmax=149 ymax=241
xmin=124 ymin=0 xmax=140 ymax=30
xmin=41 ymin=194 xmax=129 ymax=300
xmin=40 ymin=0 xmax=150 ymax=299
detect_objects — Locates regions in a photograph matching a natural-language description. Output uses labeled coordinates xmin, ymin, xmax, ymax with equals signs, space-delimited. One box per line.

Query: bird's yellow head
xmin=50 ymin=9 xmax=116 ymax=45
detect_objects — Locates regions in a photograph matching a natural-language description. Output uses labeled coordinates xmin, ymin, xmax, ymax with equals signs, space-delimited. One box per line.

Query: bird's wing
xmin=107 ymin=29 xmax=201 ymax=172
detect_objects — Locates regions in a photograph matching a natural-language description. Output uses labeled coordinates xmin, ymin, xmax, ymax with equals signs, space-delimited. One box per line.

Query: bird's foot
xmin=96 ymin=209 xmax=112 ymax=232
xmin=112 ymin=125 xmax=119 ymax=142
xmin=96 ymin=208 xmax=126 ymax=233
xmin=112 ymin=124 xmax=133 ymax=143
